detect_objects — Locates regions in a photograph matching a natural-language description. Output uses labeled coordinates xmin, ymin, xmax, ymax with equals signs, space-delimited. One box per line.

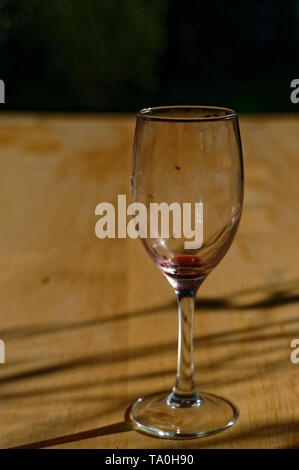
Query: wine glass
xmin=130 ymin=106 xmax=244 ymax=439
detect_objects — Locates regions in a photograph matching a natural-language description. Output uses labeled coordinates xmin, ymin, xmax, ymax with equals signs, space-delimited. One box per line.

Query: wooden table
xmin=0 ymin=113 xmax=298 ymax=449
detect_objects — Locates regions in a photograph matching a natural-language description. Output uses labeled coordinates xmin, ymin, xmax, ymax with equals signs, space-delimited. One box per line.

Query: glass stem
xmin=167 ymin=289 xmax=202 ymax=407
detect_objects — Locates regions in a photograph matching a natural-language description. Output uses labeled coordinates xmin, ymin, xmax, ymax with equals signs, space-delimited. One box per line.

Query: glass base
xmin=131 ymin=390 xmax=239 ymax=439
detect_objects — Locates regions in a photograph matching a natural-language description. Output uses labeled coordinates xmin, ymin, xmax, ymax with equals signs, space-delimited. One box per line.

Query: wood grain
xmin=0 ymin=113 xmax=298 ymax=449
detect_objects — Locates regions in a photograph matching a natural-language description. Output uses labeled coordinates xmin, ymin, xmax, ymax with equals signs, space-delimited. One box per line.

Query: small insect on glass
xmin=130 ymin=106 xmax=244 ymax=439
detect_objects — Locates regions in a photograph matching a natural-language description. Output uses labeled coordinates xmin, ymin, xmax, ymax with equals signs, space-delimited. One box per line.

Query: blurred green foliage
xmin=0 ymin=0 xmax=297 ymax=112
xmin=0 ymin=0 xmax=168 ymax=110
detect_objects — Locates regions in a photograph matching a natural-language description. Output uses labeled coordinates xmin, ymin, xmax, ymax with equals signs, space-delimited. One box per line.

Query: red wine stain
xmin=158 ymin=255 xmax=204 ymax=281
xmin=159 ymin=255 xmax=202 ymax=270
xmin=171 ymin=255 xmax=202 ymax=267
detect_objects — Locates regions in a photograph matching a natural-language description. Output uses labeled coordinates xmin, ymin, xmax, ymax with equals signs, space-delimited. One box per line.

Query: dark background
xmin=0 ymin=0 xmax=298 ymax=112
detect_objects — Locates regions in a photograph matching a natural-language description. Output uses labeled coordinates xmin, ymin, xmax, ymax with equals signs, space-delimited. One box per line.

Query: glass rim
xmin=137 ymin=105 xmax=238 ymax=122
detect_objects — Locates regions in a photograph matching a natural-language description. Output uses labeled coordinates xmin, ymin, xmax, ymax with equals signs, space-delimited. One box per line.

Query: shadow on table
xmin=12 ymin=421 xmax=133 ymax=449
xmin=0 ymin=280 xmax=297 ymax=397
xmin=0 ymin=312 xmax=293 ymax=391
xmin=3 ymin=279 xmax=299 ymax=448
xmin=11 ymin=403 xmax=136 ymax=449
xmin=11 ymin=413 xmax=299 ymax=449
xmin=1 ymin=279 xmax=299 ymax=340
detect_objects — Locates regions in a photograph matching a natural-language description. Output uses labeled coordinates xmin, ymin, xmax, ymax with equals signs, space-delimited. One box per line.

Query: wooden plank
xmin=0 ymin=113 xmax=298 ymax=448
